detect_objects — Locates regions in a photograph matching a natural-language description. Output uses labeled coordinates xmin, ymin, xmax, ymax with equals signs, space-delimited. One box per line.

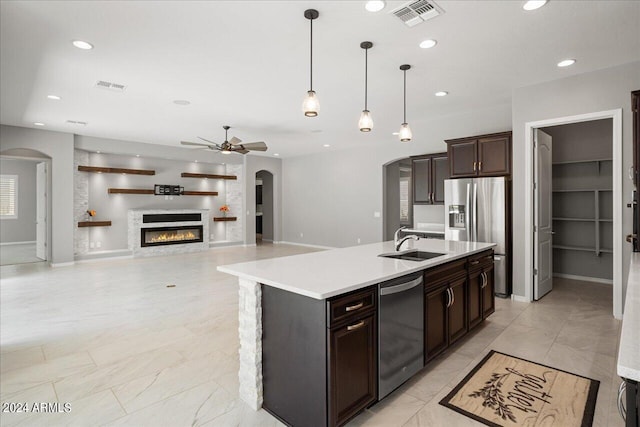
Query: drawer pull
xmin=347 ymin=320 xmax=366 ymax=331
xmin=470 ymin=260 xmax=480 ymax=265
xmin=485 ymin=255 xmax=493 ymax=260
xmin=345 ymin=302 xmax=364 ymax=312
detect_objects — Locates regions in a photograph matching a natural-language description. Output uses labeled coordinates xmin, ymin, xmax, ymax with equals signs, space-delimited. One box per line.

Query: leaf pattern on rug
xmin=468 ymin=372 xmax=518 ymax=423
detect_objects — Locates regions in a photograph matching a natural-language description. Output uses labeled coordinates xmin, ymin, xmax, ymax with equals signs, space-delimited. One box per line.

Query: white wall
xmin=0 ymin=158 xmax=36 ymax=243
xmin=512 ymin=61 xmax=640 ymax=299
xmin=282 ymin=103 xmax=512 ymax=248
xmin=0 ymin=125 xmax=73 ymax=264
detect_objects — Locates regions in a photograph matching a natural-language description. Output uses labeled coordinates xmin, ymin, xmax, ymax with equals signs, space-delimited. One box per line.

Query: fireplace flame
xmin=148 ymin=231 xmax=197 ymax=243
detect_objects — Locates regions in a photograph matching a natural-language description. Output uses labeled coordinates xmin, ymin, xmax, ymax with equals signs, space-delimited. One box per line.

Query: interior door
xmin=534 ymin=129 xmax=553 ymax=299
xmin=36 ymin=162 xmax=47 ymax=260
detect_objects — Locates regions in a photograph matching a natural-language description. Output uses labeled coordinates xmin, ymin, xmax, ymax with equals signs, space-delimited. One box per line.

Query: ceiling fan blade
xmin=229 ymin=136 xmax=243 ymax=145
xmin=181 ymin=141 xmax=212 ymax=147
xmin=234 ymin=149 xmax=250 ymax=154
xmin=240 ymin=142 xmax=268 ymax=151
xmin=197 ymin=136 xmax=219 ymax=145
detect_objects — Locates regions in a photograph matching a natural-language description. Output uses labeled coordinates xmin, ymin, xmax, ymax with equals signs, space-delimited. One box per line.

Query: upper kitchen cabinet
xmin=446 ymin=131 xmax=512 ymax=178
xmin=411 ymin=153 xmax=448 ymax=204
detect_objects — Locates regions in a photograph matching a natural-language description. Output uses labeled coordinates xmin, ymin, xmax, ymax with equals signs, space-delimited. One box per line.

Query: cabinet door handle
xmin=445 ymin=288 xmax=452 ymax=308
xmin=617 ymin=380 xmax=626 ymax=421
xmin=450 ymin=288 xmax=455 ymax=307
xmin=347 ymin=320 xmax=366 ymax=331
xmin=473 ymin=161 xmax=477 ymax=172
xmin=345 ymin=301 xmax=364 ymax=312
xmin=430 ymin=192 xmax=434 ymax=203
xmin=479 ymin=161 xmax=483 ymax=171
xmin=481 ymin=272 xmax=488 ymax=289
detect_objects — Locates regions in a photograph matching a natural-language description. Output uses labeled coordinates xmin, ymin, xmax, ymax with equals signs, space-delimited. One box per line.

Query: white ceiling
xmin=1 ymin=1 xmax=639 ymax=159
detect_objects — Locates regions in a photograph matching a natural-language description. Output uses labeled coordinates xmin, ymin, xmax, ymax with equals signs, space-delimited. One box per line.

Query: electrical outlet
xmin=165 ymin=195 xmax=169 ymax=200
xmin=300 ymin=232 xmax=304 ymax=238
xmin=89 ymin=242 xmax=95 ymax=249
xmin=374 ymin=211 xmax=381 ymax=218
xmin=96 ymin=241 xmax=102 ymax=248
xmin=357 ymin=238 xmax=361 ymax=244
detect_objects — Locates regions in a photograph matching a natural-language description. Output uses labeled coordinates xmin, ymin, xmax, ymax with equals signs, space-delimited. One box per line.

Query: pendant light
xmin=358 ymin=41 xmax=374 ymax=132
xmin=399 ymin=64 xmax=412 ymax=142
xmin=302 ymin=9 xmax=320 ymax=117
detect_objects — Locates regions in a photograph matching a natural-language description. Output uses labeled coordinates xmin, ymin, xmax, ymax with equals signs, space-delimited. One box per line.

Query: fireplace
xmin=141 ymin=225 xmax=204 ymax=247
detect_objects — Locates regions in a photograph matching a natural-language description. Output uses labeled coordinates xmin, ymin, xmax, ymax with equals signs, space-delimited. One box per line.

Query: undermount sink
xmin=378 ymin=251 xmax=446 ymax=262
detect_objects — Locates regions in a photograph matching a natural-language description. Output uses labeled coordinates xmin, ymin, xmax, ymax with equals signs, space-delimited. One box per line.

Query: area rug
xmin=439 ymin=350 xmax=599 ymax=427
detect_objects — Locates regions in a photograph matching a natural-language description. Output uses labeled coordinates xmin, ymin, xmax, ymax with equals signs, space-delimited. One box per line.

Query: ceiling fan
xmin=181 ymin=125 xmax=268 ymax=155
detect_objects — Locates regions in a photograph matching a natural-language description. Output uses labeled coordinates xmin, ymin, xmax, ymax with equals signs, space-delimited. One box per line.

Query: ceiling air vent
xmin=66 ymin=120 xmax=87 ymax=126
xmin=95 ymin=80 xmax=127 ymax=92
xmin=391 ymin=0 xmax=444 ymax=27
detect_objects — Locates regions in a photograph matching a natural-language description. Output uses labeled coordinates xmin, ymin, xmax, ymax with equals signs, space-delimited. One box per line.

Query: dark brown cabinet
xmin=482 ymin=263 xmax=496 ymax=319
xmin=328 ymin=314 xmax=377 ymax=427
xmin=467 ymin=250 xmax=495 ymax=330
xmin=467 ymin=269 xmax=484 ymax=329
xmin=423 ymin=257 xmax=469 ymax=363
xmin=446 ymin=132 xmax=512 ymax=178
xmin=412 ymin=153 xmax=448 ymax=204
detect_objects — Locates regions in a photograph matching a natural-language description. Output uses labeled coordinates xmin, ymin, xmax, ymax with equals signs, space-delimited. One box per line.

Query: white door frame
xmin=523 ymin=109 xmax=623 ymax=318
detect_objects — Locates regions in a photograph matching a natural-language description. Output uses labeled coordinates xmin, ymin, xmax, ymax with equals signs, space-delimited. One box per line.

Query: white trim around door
xmin=524 ymin=109 xmax=623 ymax=319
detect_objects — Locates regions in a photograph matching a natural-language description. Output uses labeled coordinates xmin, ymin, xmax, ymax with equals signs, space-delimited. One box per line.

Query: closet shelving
xmin=552 ymin=159 xmax=612 ymax=257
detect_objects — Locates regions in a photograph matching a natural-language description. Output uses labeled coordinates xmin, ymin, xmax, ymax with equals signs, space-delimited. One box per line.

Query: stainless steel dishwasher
xmin=378 ymin=272 xmax=424 ymax=399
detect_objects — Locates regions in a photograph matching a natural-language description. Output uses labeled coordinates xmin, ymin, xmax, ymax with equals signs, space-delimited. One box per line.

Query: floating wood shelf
xmin=78 ymin=221 xmax=112 ymax=227
xmin=214 ymin=217 xmax=237 ymax=222
xmin=108 ymin=188 xmax=217 ymax=196
xmin=182 ymin=191 xmax=219 ymax=196
xmin=181 ymin=172 xmax=237 ymax=180
xmin=108 ymin=188 xmax=154 ymax=194
xmin=79 ymin=166 xmax=155 ymax=175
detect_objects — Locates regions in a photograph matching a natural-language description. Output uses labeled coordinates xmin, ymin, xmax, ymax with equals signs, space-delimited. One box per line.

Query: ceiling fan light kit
xmin=399 ymin=64 xmax=412 ymax=142
xmin=180 ymin=125 xmax=268 ymax=155
xmin=302 ymin=9 xmax=320 ymax=117
xmin=359 ymin=41 xmax=374 ymax=132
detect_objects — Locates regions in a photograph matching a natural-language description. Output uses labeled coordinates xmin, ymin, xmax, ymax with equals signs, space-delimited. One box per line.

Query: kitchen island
xmin=218 ymin=239 xmax=496 ymax=427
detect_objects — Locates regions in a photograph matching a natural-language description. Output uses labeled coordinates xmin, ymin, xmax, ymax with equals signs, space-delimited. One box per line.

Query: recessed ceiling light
xmin=392 ymin=132 xmax=399 ymax=136
xmin=557 ymin=59 xmax=576 ymax=67
xmin=323 ymin=144 xmax=331 ymax=148
xmin=47 ymin=95 xmax=61 ymax=100
xmin=33 ymin=122 xmax=45 ymax=126
xmin=173 ymin=100 xmax=190 ymax=106
xmin=194 ymin=160 xmax=198 ymax=163
xmin=72 ymin=40 xmax=93 ymax=50
xmin=523 ymin=0 xmax=547 ymax=11
xmin=135 ymin=154 xmax=140 ymax=157
xmin=274 ymin=153 xmax=280 ymax=156
xmin=419 ymin=39 xmax=437 ymax=49
xmin=96 ymin=151 xmax=101 ymax=154
xmin=365 ymin=1 xmax=385 ymax=12
xmin=435 ymin=91 xmax=449 ymax=97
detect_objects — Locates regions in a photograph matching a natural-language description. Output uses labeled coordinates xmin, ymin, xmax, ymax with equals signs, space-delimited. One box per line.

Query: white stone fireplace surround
xmin=128 ymin=209 xmax=210 ymax=257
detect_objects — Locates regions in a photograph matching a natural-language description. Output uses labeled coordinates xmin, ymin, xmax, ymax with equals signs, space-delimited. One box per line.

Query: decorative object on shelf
xmin=154 ymin=184 xmax=183 ymax=196
xmin=180 ymin=126 xmax=267 ymax=155
xmin=302 ymin=9 xmax=320 ymax=117
xmin=181 ymin=172 xmax=237 ymax=180
xmin=358 ymin=41 xmax=374 ymax=132
xmin=86 ymin=209 xmax=96 ymax=221
xmin=219 ymin=205 xmax=230 ymax=217
xmin=77 ymin=165 xmax=155 ymax=175
xmin=398 ymin=64 xmax=412 ymax=142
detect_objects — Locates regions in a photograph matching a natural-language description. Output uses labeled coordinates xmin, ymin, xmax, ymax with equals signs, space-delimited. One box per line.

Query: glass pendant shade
xmin=302 ymin=90 xmax=319 ymax=117
xmin=359 ymin=110 xmax=373 ymax=132
xmin=399 ymin=123 xmax=412 ymax=142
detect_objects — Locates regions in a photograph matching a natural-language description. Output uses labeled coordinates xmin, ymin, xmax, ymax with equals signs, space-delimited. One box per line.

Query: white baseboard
xmin=75 ymin=249 xmax=133 ymax=263
xmin=50 ymin=261 xmax=75 ymax=267
xmin=277 ymin=241 xmax=336 ymax=250
xmin=553 ymin=273 xmax=613 ymax=285
xmin=209 ymin=241 xmax=243 ymax=249
xmin=511 ymin=294 xmax=530 ymax=303
xmin=0 ymin=240 xmax=36 ymax=246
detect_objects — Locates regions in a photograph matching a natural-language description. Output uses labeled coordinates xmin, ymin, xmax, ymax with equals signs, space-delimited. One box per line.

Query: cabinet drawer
xmin=468 ymin=250 xmax=494 ymax=271
xmin=327 ymin=287 xmax=376 ymax=327
xmin=424 ymin=259 xmax=467 ymax=289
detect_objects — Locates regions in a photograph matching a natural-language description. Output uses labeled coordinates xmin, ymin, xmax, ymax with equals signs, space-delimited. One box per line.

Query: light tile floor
xmin=0 ymin=244 xmax=623 ymax=426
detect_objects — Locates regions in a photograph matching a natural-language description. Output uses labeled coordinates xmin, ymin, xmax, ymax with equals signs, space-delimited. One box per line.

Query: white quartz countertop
xmin=217 ymin=239 xmax=495 ymax=299
xmin=617 ymin=252 xmax=640 ymax=381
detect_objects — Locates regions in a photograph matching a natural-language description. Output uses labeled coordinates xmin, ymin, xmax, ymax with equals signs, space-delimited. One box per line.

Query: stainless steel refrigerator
xmin=444 ymin=177 xmax=511 ymax=297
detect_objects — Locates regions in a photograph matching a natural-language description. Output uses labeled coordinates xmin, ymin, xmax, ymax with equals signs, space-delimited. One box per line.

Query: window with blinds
xmin=0 ymin=175 xmax=18 ymax=219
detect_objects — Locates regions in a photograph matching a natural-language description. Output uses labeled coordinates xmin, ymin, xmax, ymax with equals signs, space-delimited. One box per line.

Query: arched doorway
xmin=255 ymin=170 xmax=274 ymax=244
